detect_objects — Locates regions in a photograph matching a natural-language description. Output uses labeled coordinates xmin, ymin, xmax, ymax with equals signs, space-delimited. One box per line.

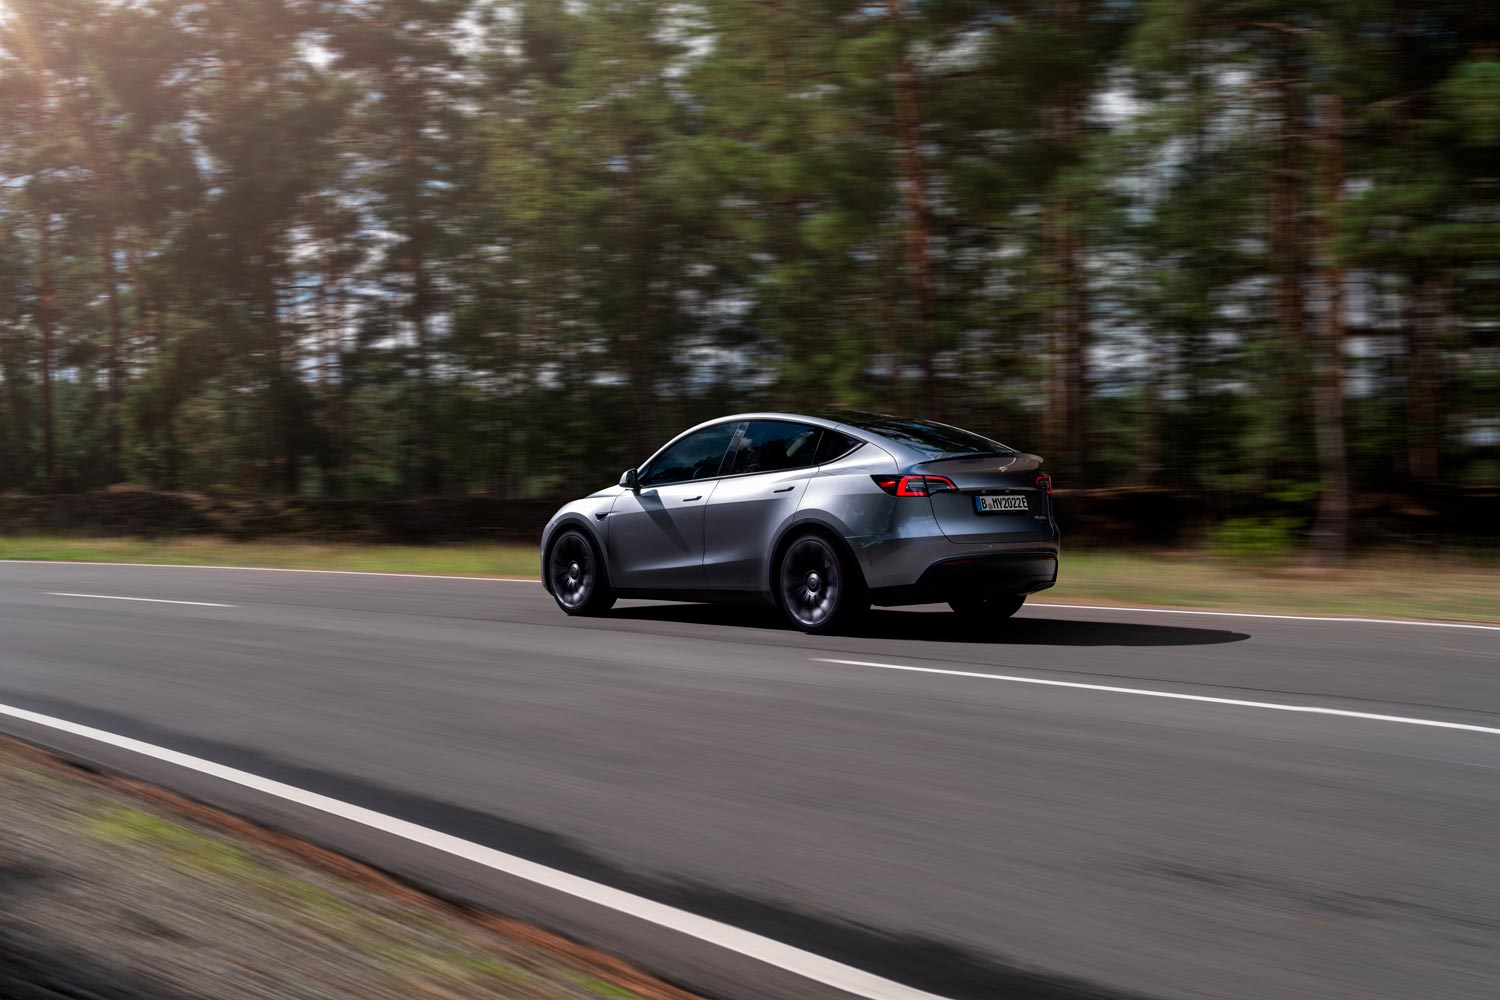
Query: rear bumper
xmin=868 ymin=550 xmax=1058 ymax=607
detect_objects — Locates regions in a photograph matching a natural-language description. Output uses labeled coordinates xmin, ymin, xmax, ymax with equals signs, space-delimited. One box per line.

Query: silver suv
xmin=541 ymin=411 xmax=1059 ymax=633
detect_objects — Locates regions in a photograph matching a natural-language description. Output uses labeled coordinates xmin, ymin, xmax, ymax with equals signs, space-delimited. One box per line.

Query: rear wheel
xmin=949 ymin=594 xmax=1026 ymax=620
xmin=777 ymin=534 xmax=866 ymax=634
xmin=547 ymin=529 xmax=616 ymax=616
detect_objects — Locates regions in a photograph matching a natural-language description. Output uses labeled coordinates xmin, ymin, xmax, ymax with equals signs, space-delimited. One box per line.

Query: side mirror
xmin=619 ymin=468 xmax=639 ymax=490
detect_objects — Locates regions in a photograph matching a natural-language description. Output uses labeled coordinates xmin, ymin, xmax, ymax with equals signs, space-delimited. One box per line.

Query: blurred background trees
xmin=0 ymin=0 xmax=1495 ymax=546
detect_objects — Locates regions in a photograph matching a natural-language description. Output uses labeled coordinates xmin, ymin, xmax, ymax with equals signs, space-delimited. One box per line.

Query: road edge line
xmin=0 ymin=699 xmax=953 ymax=1000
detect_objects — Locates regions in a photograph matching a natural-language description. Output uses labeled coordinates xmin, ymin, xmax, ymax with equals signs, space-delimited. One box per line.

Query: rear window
xmin=814 ymin=430 xmax=861 ymax=464
xmin=729 ymin=421 xmax=822 ymax=475
xmin=830 ymin=414 xmax=1012 ymax=457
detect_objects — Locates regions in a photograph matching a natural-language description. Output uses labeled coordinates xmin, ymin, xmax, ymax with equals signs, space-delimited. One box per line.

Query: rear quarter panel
xmin=791 ymin=443 xmax=949 ymax=591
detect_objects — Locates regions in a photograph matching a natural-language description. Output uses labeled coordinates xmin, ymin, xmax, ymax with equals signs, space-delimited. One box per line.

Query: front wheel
xmin=949 ymin=594 xmax=1026 ymax=619
xmin=777 ymin=534 xmax=866 ymax=634
xmin=547 ymin=529 xmax=616 ymax=616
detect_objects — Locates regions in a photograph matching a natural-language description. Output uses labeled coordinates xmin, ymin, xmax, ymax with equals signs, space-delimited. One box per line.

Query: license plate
xmin=975 ymin=494 xmax=1028 ymax=514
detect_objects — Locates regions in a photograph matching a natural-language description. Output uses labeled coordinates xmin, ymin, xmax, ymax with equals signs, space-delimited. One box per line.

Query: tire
xmin=546 ymin=528 xmax=616 ymax=616
xmin=777 ymin=533 xmax=867 ymax=634
xmin=949 ymin=594 xmax=1026 ymax=619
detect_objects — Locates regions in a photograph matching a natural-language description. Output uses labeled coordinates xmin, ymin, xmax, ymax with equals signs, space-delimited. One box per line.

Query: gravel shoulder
xmin=0 ymin=736 xmax=701 ymax=1000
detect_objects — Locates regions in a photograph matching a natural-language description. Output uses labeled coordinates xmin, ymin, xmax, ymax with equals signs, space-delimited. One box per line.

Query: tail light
xmin=871 ymin=474 xmax=956 ymax=497
xmin=1036 ymin=474 xmax=1052 ymax=495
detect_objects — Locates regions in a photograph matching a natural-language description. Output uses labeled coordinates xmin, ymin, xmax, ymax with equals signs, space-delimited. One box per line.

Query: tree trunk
xmin=1406 ymin=272 xmax=1441 ymax=483
xmin=36 ymin=212 xmax=56 ymax=489
xmin=259 ymin=227 xmax=297 ymax=494
xmin=888 ymin=0 xmax=937 ymax=415
xmin=338 ymin=294 xmax=354 ymax=499
xmin=100 ymin=224 xmax=124 ymax=482
xmin=312 ymin=203 xmax=345 ymax=496
xmin=2 ymin=353 xmax=28 ymax=489
xmin=1310 ymin=93 xmax=1349 ymax=561
xmin=403 ymin=112 xmax=440 ymax=494
xmin=411 ymin=243 xmax=439 ymax=495
xmin=1133 ymin=344 xmax=1164 ymax=486
xmin=622 ymin=135 xmax=656 ymax=461
xmin=1395 ymin=0 xmax=1440 ymax=485
xmin=1042 ymin=90 xmax=1086 ymax=475
xmin=1058 ymin=198 xmax=1086 ymax=472
xmin=0 ymin=225 xmax=26 ymax=485
xmin=1269 ymin=46 xmax=1308 ymax=473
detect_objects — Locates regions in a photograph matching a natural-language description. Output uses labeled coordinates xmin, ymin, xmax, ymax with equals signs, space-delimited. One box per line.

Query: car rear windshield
xmin=829 ymin=413 xmax=1013 ymax=457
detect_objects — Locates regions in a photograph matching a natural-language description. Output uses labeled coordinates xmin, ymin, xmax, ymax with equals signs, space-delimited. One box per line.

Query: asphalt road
xmin=1 ymin=561 xmax=1497 ymax=1000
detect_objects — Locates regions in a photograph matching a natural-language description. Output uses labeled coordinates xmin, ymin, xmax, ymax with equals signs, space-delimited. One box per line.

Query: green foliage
xmin=0 ymin=0 xmax=1492 ymax=507
xmin=1208 ymin=516 xmax=1306 ymax=563
xmin=1440 ymin=59 xmax=1500 ymax=148
xmin=86 ymin=806 xmax=265 ymax=880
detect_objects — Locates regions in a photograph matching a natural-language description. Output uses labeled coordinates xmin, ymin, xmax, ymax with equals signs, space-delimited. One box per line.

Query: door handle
xmin=682 ymin=495 xmax=702 ymax=502
xmin=773 ymin=486 xmax=795 ymax=493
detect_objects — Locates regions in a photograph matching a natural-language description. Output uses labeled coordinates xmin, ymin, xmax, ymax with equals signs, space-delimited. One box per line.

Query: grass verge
xmin=1044 ymin=550 xmax=1498 ymax=624
xmin=1 ymin=534 xmax=1494 ymax=623
xmin=0 ymin=534 xmax=541 ymax=576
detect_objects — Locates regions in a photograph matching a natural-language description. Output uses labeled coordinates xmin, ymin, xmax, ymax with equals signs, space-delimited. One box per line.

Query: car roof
xmin=681 ymin=411 xmax=895 ymax=435
xmin=661 ymin=411 xmax=932 ymax=460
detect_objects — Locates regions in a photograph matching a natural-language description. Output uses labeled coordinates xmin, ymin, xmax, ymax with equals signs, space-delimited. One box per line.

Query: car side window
xmin=814 ymin=430 xmax=861 ymax=464
xmin=729 ymin=421 xmax=822 ymax=476
xmin=639 ymin=422 xmax=739 ymax=488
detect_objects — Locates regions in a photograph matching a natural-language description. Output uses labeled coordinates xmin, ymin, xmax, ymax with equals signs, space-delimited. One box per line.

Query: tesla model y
xmin=541 ymin=412 xmax=1058 ymax=633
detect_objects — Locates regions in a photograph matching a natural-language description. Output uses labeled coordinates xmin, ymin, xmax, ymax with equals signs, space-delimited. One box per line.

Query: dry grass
xmin=1047 ymin=550 xmax=1498 ymax=624
xmin=0 ymin=535 xmax=540 ymax=576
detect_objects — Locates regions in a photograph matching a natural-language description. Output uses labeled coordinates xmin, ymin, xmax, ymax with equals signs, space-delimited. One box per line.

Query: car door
xmin=703 ymin=420 xmax=824 ymax=591
xmin=607 ymin=421 xmax=740 ymax=591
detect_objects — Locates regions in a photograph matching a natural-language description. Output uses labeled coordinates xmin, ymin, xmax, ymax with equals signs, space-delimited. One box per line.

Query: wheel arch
xmin=541 ymin=515 xmax=612 ymax=595
xmin=766 ymin=516 xmax=868 ymax=607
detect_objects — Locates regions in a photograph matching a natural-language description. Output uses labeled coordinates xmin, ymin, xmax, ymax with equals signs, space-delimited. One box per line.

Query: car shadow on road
xmin=608 ymin=603 xmax=1250 ymax=647
xmin=658 ymin=883 xmax=1152 ymax=1000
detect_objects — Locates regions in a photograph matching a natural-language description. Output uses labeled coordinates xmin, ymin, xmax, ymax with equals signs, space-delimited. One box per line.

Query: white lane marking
xmin=816 ymin=659 xmax=1500 ymax=738
xmin=46 ymin=592 xmax=236 ymax=608
xmin=4 ymin=560 xmax=1494 ymax=631
xmin=0 ymin=703 xmax=952 ymax=1000
xmin=1028 ymin=603 xmax=1500 ymax=633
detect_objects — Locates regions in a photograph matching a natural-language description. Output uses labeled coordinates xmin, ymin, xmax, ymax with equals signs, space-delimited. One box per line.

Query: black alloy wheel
xmin=778 ymin=534 xmax=864 ymax=633
xmin=548 ymin=529 xmax=615 ymax=615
